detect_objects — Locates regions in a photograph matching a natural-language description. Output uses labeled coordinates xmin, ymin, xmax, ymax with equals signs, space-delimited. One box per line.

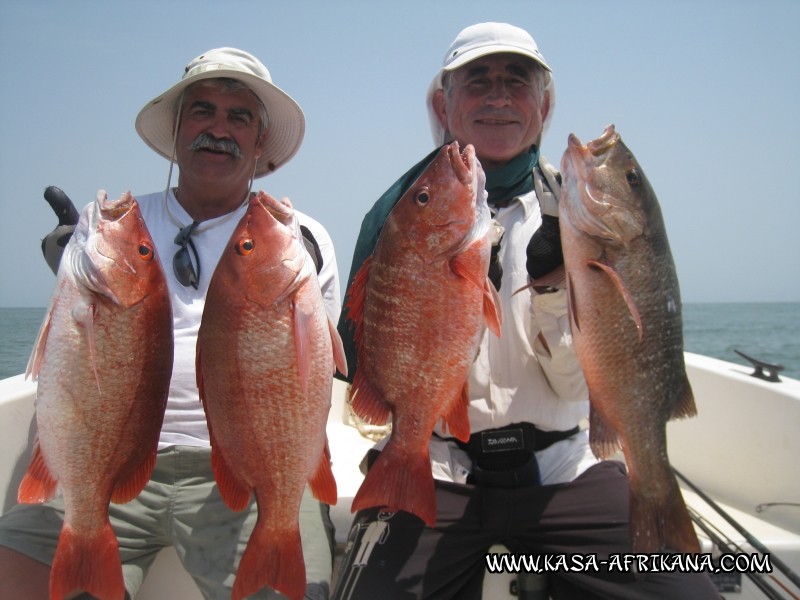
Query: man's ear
xmin=254 ymin=130 xmax=267 ymax=159
xmin=540 ymin=90 xmax=551 ymax=126
xmin=432 ymin=88 xmax=448 ymax=129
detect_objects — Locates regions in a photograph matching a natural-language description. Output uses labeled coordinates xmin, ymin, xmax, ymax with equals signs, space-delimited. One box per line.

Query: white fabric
xmin=427 ymin=178 xmax=597 ymax=484
xmin=130 ymin=190 xmax=340 ymax=449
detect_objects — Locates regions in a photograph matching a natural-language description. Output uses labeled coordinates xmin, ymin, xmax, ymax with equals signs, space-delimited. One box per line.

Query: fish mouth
xmin=567 ymin=124 xmax=619 ymax=161
xmin=446 ymin=141 xmax=475 ymax=186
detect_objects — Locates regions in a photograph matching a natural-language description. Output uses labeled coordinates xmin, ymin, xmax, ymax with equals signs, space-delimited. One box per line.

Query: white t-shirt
xmin=133 ymin=189 xmax=341 ymax=449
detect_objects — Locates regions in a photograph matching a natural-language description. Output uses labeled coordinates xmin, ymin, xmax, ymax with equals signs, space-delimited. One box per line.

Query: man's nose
xmin=485 ymin=79 xmax=512 ymax=105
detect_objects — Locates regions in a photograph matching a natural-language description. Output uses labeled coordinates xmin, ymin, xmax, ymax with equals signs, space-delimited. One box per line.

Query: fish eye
xmin=138 ymin=242 xmax=154 ymax=261
xmin=236 ymin=238 xmax=255 ymax=255
xmin=625 ymin=169 xmax=642 ymax=186
xmin=415 ymin=188 xmax=431 ymax=207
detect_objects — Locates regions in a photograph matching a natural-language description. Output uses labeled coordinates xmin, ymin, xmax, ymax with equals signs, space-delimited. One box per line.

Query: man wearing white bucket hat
xmin=332 ymin=23 xmax=719 ymax=599
xmin=0 ymin=47 xmax=340 ymax=600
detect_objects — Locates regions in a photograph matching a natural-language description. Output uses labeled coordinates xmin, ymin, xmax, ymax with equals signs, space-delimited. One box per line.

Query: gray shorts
xmin=0 ymin=445 xmax=334 ymax=599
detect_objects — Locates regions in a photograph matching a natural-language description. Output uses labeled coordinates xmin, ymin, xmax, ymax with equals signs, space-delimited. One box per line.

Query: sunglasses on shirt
xmin=173 ymin=221 xmax=201 ymax=289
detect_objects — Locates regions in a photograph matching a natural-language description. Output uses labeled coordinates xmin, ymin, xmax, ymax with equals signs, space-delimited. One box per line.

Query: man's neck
xmin=173 ymin=180 xmax=251 ymax=222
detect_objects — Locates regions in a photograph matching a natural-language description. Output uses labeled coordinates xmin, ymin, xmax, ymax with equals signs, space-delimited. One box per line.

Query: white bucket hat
xmin=135 ymin=47 xmax=305 ymax=178
xmin=426 ymin=22 xmax=556 ymax=147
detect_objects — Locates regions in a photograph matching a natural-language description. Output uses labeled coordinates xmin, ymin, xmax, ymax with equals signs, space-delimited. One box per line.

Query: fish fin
xmin=349 ymin=369 xmax=392 ymax=425
xmin=629 ymin=471 xmax=700 ymax=554
xmin=671 ymin=378 xmax=697 ymax=420
xmin=18 ymin=439 xmax=58 ymax=503
xmin=566 ymin=271 xmax=580 ymax=334
xmin=351 ymin=440 xmax=436 ymax=527
xmin=588 ymin=404 xmax=621 ymax=459
xmin=232 ymin=519 xmax=305 ymax=600
xmin=26 ymin=303 xmax=55 ymax=380
xmin=344 ymin=256 xmax=372 ymax=343
xmin=328 ymin=316 xmax=348 ymax=377
xmin=111 ymin=449 xmax=156 ymax=504
xmin=450 ymin=251 xmax=485 ymax=289
xmin=448 ymin=251 xmax=502 ymax=338
xmin=483 ymin=278 xmax=502 ymax=338
xmin=293 ymin=298 xmax=316 ymax=393
xmin=440 ymin=385 xmax=471 ymax=442
xmin=309 ymin=441 xmax=337 ymax=505
xmin=71 ymin=301 xmax=102 ymax=393
xmin=50 ymin=522 xmax=125 ymax=600
xmin=587 ymin=259 xmax=643 ymax=341
xmin=211 ymin=442 xmax=251 ymax=512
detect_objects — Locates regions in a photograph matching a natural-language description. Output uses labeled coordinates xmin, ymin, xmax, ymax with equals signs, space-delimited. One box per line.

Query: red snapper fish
xmin=20 ymin=191 xmax=173 ymax=600
xmin=347 ymin=141 xmax=501 ymax=526
xmin=559 ymin=125 xmax=699 ymax=553
xmin=196 ymin=192 xmax=346 ymax=600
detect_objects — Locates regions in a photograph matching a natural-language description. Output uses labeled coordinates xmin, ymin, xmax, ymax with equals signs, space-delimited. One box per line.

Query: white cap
xmin=426 ymin=23 xmax=556 ymax=147
xmin=135 ymin=47 xmax=304 ymax=178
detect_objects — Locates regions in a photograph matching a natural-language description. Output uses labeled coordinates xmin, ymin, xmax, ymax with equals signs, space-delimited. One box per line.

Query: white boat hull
xmin=1 ymin=353 xmax=798 ymax=599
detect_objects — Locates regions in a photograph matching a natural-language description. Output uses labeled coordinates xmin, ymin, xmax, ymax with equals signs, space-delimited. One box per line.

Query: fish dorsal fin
xmin=111 ymin=450 xmax=156 ymax=503
xmin=671 ymin=377 xmax=697 ymax=420
xmin=349 ymin=369 xmax=391 ymax=426
xmin=210 ymin=440 xmax=251 ymax=512
xmin=17 ymin=439 xmax=58 ymax=503
xmin=587 ymin=259 xmax=643 ymax=341
xmin=344 ymin=256 xmax=372 ymax=341
xmin=588 ymin=402 xmax=621 ymax=459
xmin=440 ymin=384 xmax=471 ymax=442
xmin=197 ymin=367 xmax=251 ymax=512
xmin=308 ymin=440 xmax=337 ymax=505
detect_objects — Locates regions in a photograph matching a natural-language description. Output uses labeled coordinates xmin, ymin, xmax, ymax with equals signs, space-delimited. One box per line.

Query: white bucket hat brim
xmin=135 ymin=47 xmax=304 ymax=178
xmin=426 ymin=23 xmax=556 ymax=147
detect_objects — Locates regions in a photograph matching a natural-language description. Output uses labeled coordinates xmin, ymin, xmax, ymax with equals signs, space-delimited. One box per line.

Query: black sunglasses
xmin=173 ymin=221 xmax=201 ymax=289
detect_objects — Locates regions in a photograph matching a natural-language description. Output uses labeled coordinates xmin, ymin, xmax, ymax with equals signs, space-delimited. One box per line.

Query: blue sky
xmin=1 ymin=0 xmax=798 ymax=306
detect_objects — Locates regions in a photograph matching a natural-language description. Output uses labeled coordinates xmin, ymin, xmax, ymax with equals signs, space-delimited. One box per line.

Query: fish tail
xmin=351 ymin=442 xmax=436 ymax=527
xmin=232 ymin=524 xmax=305 ymax=600
xmin=50 ymin=522 xmax=125 ymax=600
xmin=629 ymin=475 xmax=700 ymax=554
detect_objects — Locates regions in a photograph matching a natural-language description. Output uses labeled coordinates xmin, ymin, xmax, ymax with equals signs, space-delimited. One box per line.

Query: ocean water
xmin=1 ymin=303 xmax=798 ymax=381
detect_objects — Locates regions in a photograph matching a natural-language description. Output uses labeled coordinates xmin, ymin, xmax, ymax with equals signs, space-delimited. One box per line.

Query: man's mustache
xmin=189 ymin=133 xmax=242 ymax=159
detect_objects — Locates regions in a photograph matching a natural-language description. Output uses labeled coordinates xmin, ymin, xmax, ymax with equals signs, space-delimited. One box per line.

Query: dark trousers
xmin=332 ymin=461 xmax=720 ymax=600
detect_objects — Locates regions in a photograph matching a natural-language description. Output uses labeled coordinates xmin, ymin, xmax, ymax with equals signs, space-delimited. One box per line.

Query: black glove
xmin=299 ymin=225 xmax=323 ymax=275
xmin=488 ymin=238 xmax=503 ymax=291
xmin=41 ymin=186 xmax=79 ymax=274
xmin=525 ymin=215 xmax=563 ymax=281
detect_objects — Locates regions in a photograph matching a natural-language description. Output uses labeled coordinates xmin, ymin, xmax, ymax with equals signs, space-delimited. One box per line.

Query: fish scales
xmin=559 ymin=125 xmax=699 ymax=554
xmin=197 ymin=191 xmax=345 ymax=600
xmin=347 ymin=142 xmax=501 ymax=526
xmin=20 ymin=191 xmax=173 ymax=600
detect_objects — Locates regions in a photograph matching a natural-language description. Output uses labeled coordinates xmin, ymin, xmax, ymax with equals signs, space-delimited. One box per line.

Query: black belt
xmin=454 ymin=422 xmax=579 ymax=458
xmin=449 ymin=422 xmax=579 ymax=487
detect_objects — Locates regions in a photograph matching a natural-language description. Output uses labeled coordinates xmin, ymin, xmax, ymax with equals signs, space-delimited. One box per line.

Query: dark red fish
xmin=560 ymin=125 xmax=699 ymax=553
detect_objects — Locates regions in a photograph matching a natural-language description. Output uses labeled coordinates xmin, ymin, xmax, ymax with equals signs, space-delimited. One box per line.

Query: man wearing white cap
xmin=0 ymin=48 xmax=339 ymax=599
xmin=333 ymin=23 xmax=719 ymax=599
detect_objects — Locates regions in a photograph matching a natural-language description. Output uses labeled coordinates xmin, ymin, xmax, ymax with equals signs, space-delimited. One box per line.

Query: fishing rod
xmin=675 ymin=468 xmax=800 ymax=592
xmin=687 ymin=506 xmax=789 ymax=600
